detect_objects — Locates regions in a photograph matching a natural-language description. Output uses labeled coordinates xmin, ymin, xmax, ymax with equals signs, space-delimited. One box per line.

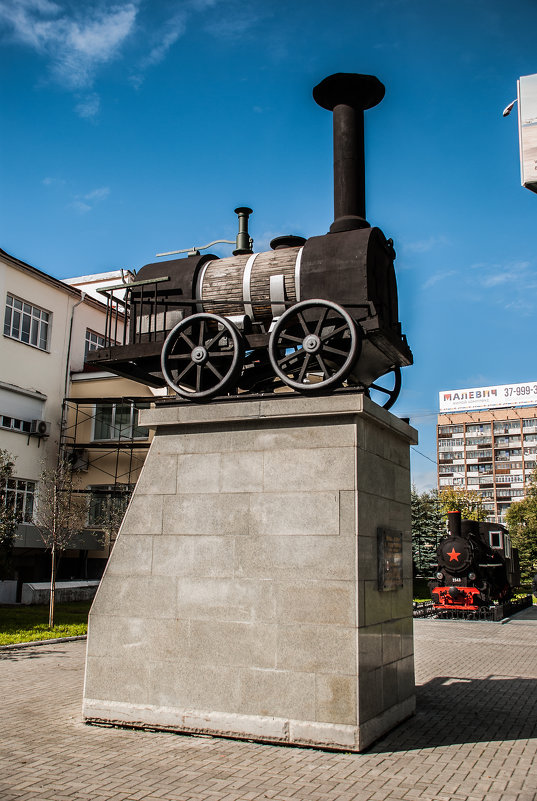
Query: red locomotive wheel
xmin=268 ymin=300 xmax=362 ymax=393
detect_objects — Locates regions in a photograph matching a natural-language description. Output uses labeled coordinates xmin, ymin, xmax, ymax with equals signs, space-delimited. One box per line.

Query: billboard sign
xmin=518 ymin=73 xmax=537 ymax=194
xmin=439 ymin=381 xmax=537 ymax=413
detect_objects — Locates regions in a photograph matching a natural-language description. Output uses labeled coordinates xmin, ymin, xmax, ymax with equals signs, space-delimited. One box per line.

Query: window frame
xmin=87 ymin=483 xmax=134 ymax=527
xmin=489 ymin=531 xmax=503 ymax=549
xmin=85 ymin=328 xmax=106 ymax=359
xmin=92 ymin=402 xmax=150 ymax=442
xmin=0 ymin=415 xmax=33 ymax=434
xmin=3 ymin=293 xmax=51 ymax=351
xmin=2 ymin=477 xmax=36 ymax=523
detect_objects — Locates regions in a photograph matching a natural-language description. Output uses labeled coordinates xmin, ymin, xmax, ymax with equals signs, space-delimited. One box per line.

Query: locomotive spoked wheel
xmin=365 ymin=366 xmax=402 ymax=411
xmin=161 ymin=313 xmax=244 ymax=399
xmin=268 ymin=300 xmax=362 ymax=392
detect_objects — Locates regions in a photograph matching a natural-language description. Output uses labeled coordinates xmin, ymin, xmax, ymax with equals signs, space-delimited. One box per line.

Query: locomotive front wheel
xmin=268 ymin=300 xmax=362 ymax=392
xmin=161 ymin=313 xmax=244 ymax=400
xmin=365 ymin=366 xmax=402 ymax=411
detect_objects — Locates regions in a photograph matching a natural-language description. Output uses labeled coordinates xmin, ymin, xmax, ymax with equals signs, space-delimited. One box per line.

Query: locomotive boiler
xmin=87 ymin=73 xmax=412 ymax=406
xmin=430 ymin=511 xmax=520 ymax=612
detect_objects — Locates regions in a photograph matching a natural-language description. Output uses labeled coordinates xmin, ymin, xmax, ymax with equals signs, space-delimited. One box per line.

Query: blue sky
xmin=1 ymin=0 xmax=536 ymax=489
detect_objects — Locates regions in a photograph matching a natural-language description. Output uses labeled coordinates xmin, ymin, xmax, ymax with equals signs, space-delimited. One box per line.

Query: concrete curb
xmin=0 ymin=635 xmax=87 ymax=651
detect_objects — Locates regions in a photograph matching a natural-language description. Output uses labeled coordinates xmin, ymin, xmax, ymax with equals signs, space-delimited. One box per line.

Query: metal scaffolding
xmin=61 ymin=396 xmax=151 ymax=492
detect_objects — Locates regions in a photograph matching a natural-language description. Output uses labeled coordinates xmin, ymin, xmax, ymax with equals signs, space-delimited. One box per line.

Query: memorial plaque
xmin=377 ymin=527 xmax=403 ymax=591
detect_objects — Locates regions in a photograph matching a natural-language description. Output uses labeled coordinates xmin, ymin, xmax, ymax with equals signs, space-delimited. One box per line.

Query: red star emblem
xmin=447 ymin=548 xmax=461 ymax=562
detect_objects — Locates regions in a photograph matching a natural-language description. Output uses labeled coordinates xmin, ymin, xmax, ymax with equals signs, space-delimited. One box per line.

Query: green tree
xmin=0 ymin=449 xmax=19 ymax=579
xmin=506 ymin=468 xmax=537 ymax=585
xmin=33 ymin=458 xmax=87 ymax=628
xmin=411 ymin=487 xmax=445 ymax=575
xmin=438 ymin=486 xmax=487 ymax=521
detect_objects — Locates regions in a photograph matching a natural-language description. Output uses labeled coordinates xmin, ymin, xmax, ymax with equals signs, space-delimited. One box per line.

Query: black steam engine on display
xmin=430 ymin=511 xmax=520 ymax=613
xmin=87 ymin=74 xmax=412 ymax=407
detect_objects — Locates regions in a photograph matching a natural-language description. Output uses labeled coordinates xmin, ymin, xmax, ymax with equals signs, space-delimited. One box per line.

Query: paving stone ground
xmin=1 ymin=607 xmax=536 ymax=801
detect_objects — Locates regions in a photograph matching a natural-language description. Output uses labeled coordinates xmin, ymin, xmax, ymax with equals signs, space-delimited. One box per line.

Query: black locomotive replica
xmin=87 ymin=73 xmax=412 ymax=408
xmin=430 ymin=511 xmax=521 ymax=614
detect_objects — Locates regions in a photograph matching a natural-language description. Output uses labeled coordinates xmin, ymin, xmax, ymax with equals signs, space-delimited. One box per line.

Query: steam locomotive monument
xmin=83 ymin=73 xmax=418 ymax=752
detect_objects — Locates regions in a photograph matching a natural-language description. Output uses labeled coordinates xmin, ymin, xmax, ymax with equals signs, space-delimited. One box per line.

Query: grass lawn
xmin=0 ymin=601 xmax=91 ymax=646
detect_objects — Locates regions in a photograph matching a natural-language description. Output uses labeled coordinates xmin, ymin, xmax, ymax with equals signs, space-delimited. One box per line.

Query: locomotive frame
xmin=430 ymin=510 xmax=521 ymax=614
xmin=86 ymin=73 xmax=413 ymax=407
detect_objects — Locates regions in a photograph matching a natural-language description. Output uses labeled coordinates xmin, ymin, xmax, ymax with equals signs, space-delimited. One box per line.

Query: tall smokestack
xmin=313 ymin=73 xmax=385 ymax=233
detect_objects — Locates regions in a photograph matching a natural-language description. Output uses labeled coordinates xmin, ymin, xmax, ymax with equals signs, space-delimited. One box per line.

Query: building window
xmin=440 ymin=464 xmax=465 ymax=474
xmin=87 ymin=484 xmax=133 ymax=527
xmin=4 ymin=294 xmax=50 ymax=350
xmin=0 ymin=415 xmax=32 ymax=434
xmin=522 ymin=419 xmax=537 ymax=429
xmin=438 ymin=425 xmax=463 ymax=435
xmin=493 ymin=421 xmax=520 ymax=434
xmin=93 ymin=403 xmax=149 ymax=441
xmin=466 ymin=424 xmax=491 ymax=435
xmin=438 ymin=438 xmax=464 ymax=450
xmin=85 ymin=329 xmax=106 ymax=359
xmin=2 ymin=478 xmax=36 ymax=522
xmin=468 ymin=463 xmax=493 ymax=473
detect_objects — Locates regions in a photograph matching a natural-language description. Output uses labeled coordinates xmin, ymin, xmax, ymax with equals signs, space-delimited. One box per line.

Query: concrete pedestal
xmin=83 ymin=394 xmax=418 ymax=751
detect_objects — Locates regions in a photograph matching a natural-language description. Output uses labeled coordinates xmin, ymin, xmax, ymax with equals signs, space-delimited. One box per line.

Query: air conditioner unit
xmin=30 ymin=419 xmax=51 ymax=437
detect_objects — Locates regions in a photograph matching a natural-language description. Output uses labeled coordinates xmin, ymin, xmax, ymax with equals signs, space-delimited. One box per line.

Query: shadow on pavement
xmin=371 ymin=674 xmax=537 ymax=752
xmin=505 ymin=605 xmax=537 ymax=622
xmin=0 ymin=646 xmax=69 ymax=662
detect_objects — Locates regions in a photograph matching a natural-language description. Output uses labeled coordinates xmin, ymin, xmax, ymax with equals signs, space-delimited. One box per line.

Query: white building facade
xmin=0 ymin=247 xmax=153 ymax=590
xmin=437 ymin=382 xmax=537 ymax=523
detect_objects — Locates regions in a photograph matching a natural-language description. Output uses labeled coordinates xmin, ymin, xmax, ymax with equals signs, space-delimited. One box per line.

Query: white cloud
xmin=130 ymin=0 xmax=223 ymax=87
xmin=204 ymin=7 xmax=262 ymax=39
xmin=0 ymin=1 xmax=138 ymax=90
xmin=75 ymin=92 xmax=100 ymax=119
xmin=42 ymin=175 xmax=65 ymax=186
xmin=69 ymin=185 xmax=110 ymax=213
xmin=70 ymin=200 xmax=92 ymax=214
xmin=422 ymin=269 xmax=456 ymax=290
xmin=468 ymin=259 xmax=537 ymax=315
xmin=1 ymin=1 xmax=262 ymax=108
xmin=83 ymin=186 xmax=110 ymax=201
xmin=471 ymin=260 xmax=531 ymax=288
xmin=137 ymin=11 xmax=186 ymax=72
xmin=403 ymin=234 xmax=449 ymax=254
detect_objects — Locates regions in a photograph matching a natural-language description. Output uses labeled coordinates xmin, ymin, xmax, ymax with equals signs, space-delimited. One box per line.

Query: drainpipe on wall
xmin=60 ymin=292 xmax=87 ymax=443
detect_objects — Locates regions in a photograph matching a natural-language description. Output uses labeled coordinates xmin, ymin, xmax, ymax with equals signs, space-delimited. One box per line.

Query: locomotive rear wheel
xmin=365 ymin=366 xmax=402 ymax=410
xmin=161 ymin=313 xmax=244 ymax=399
xmin=268 ymin=300 xmax=362 ymax=392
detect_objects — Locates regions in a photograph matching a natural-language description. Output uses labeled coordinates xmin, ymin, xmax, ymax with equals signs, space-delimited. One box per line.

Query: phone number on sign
xmin=504 ymin=385 xmax=537 ymax=397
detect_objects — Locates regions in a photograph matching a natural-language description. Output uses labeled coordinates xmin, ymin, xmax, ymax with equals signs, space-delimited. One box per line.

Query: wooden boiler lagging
xmin=197 ymin=247 xmax=302 ymax=326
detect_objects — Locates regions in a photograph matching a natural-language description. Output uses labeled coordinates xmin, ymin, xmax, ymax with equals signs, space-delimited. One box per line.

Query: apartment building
xmin=437 ymin=381 xmax=537 ymax=523
xmin=0 ymin=247 xmax=156 ymax=588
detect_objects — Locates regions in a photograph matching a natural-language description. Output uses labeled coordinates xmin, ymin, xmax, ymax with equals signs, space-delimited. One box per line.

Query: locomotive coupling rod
xmin=313 ymin=73 xmax=385 ymax=233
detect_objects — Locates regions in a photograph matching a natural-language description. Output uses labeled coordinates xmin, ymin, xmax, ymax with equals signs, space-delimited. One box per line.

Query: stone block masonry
xmin=83 ymin=393 xmax=418 ymax=751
